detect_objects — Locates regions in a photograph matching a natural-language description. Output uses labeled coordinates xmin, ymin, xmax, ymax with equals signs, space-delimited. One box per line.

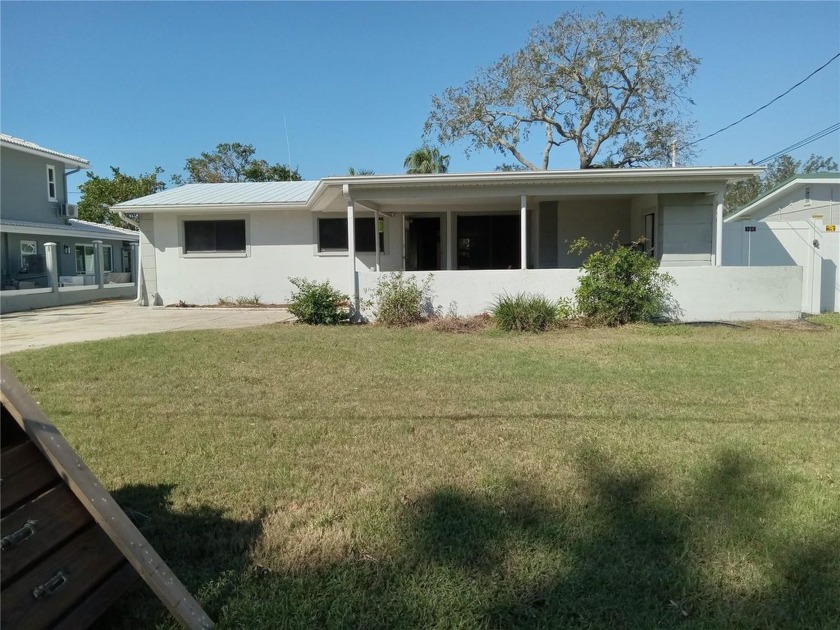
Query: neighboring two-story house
xmin=0 ymin=134 xmax=138 ymax=290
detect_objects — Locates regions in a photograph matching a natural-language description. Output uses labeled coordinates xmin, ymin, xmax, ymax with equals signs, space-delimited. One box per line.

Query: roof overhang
xmin=116 ymin=166 xmax=764 ymax=215
xmin=311 ymin=167 xmax=764 ymax=212
xmin=0 ymin=135 xmax=90 ymax=169
xmin=725 ymin=174 xmax=840 ymax=222
xmin=0 ymin=221 xmax=139 ymax=241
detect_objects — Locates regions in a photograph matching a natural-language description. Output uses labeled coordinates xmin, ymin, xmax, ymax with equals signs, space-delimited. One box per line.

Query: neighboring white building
xmin=114 ymin=166 xmax=810 ymax=321
xmin=724 ymin=173 xmax=840 ymax=313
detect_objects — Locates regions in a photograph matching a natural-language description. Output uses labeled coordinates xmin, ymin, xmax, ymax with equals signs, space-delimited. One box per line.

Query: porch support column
xmin=345 ymin=189 xmax=359 ymax=316
xmin=373 ymin=210 xmax=381 ymax=272
xmin=92 ymin=240 xmax=104 ymax=288
xmin=446 ymin=210 xmax=453 ymax=270
xmin=520 ymin=195 xmax=528 ymax=270
xmin=44 ymin=242 xmax=58 ymax=292
xmin=714 ymin=189 xmax=724 ymax=266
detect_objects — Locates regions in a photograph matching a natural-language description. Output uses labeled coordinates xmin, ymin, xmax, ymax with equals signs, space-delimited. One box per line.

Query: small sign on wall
xmin=827 ymin=225 xmax=837 ymax=232
xmin=744 ymin=226 xmax=757 ymax=232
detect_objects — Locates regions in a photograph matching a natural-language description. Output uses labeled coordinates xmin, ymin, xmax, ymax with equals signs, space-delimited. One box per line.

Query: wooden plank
xmin=0 ymin=525 xmax=125 ymax=629
xmin=1 ymin=441 xmax=42 ymax=477
xmin=0 ymin=363 xmax=214 ymax=629
xmin=1 ymin=484 xmax=93 ymax=587
xmin=0 ymin=445 xmax=60 ymax=515
xmin=53 ymin=562 xmax=139 ymax=630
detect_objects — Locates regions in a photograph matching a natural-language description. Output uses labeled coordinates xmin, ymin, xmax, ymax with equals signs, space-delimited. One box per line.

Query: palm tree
xmin=347 ymin=167 xmax=375 ymax=176
xmin=404 ymin=146 xmax=450 ymax=174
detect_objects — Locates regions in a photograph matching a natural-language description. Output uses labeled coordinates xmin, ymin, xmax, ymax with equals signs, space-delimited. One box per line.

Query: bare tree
xmin=425 ymin=11 xmax=699 ymax=170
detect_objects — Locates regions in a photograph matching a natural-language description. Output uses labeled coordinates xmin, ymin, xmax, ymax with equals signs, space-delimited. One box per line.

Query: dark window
xmin=184 ymin=220 xmax=246 ymax=253
xmin=457 ymin=215 xmax=519 ymax=269
xmin=318 ymin=218 xmax=384 ymax=252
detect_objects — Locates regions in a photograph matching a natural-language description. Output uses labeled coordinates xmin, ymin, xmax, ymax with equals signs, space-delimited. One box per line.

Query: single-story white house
xmin=114 ymin=166 xmax=812 ymax=321
xmin=724 ymin=172 xmax=840 ymax=312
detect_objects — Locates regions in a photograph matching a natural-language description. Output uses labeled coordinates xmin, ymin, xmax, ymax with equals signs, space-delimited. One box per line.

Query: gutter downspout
xmin=116 ymin=209 xmax=144 ymax=304
xmin=63 ymin=167 xmax=83 ymax=223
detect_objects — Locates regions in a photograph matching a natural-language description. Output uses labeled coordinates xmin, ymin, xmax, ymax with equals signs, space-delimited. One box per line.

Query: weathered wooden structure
xmin=0 ymin=363 xmax=214 ymax=629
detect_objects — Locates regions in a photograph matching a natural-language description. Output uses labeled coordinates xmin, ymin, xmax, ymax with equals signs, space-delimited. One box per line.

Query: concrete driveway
xmin=0 ymin=300 xmax=294 ymax=354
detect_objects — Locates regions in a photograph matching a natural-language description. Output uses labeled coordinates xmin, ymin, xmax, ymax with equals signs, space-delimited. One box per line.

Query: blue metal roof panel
xmin=116 ymin=181 xmax=320 ymax=208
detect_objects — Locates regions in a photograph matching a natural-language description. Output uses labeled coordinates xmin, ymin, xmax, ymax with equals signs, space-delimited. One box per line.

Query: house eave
xmin=725 ymin=174 xmax=840 ymax=222
xmin=0 ymin=137 xmax=90 ymax=169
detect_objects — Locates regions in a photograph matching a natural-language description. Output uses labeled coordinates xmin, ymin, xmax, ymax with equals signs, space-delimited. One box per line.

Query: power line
xmin=753 ymin=123 xmax=840 ymax=164
xmin=687 ymin=52 xmax=840 ymax=147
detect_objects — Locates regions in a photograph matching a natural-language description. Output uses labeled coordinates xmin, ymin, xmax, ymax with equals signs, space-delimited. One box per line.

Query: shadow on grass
xmin=93 ymin=483 xmax=263 ymax=629
xmin=99 ymin=451 xmax=839 ymax=629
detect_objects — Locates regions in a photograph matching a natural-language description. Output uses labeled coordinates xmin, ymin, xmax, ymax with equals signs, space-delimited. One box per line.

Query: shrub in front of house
xmin=288 ymin=277 xmax=349 ymax=325
xmin=570 ymin=235 xmax=674 ymax=327
xmin=368 ymin=271 xmax=434 ymax=327
xmin=492 ymin=292 xmax=560 ymax=332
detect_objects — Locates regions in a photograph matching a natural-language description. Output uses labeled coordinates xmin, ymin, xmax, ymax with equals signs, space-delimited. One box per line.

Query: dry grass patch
xmin=3 ymin=313 xmax=838 ymax=629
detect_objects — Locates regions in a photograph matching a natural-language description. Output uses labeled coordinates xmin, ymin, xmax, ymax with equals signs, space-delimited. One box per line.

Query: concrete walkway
xmin=0 ymin=300 xmax=294 ymax=354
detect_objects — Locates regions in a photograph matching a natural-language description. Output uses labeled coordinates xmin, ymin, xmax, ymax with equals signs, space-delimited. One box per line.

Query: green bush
xmin=368 ymin=271 xmax=434 ymax=327
xmin=492 ymin=292 xmax=560 ymax=332
xmin=287 ymin=277 xmax=349 ymax=325
xmin=570 ymin=235 xmax=674 ymax=326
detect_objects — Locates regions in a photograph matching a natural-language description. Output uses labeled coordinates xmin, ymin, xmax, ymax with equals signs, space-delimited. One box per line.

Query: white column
xmin=520 ymin=195 xmax=528 ymax=269
xmin=446 ymin=210 xmax=453 ymax=270
xmin=347 ymin=200 xmax=358 ymax=314
xmin=714 ymin=190 xmax=724 ymax=266
xmin=92 ymin=240 xmax=104 ymax=288
xmin=373 ymin=210 xmax=381 ymax=272
xmin=44 ymin=242 xmax=58 ymax=292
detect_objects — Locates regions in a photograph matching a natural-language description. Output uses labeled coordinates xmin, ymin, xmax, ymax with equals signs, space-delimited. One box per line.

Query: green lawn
xmin=5 ymin=315 xmax=839 ymax=629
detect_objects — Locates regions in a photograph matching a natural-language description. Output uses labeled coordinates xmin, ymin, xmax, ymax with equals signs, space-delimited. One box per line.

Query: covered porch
xmin=311 ymin=171 xmax=738 ymax=313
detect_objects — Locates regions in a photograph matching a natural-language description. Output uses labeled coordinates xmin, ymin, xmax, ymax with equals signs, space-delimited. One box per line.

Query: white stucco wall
xmin=357 ymin=266 xmax=803 ymax=322
xmin=144 ymin=209 xmax=402 ymax=305
xmin=748 ymin=183 xmax=840 ymax=224
xmin=659 ymin=194 xmax=713 ymax=266
xmin=724 ymin=220 xmax=837 ymax=312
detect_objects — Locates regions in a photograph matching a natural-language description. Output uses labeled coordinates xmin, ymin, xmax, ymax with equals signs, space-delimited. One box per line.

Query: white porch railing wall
xmin=357 ymin=266 xmax=804 ymax=322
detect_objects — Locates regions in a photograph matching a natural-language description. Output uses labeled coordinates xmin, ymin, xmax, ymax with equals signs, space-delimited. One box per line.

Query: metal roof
xmin=0 ymin=218 xmax=139 ymax=240
xmin=115 ymin=181 xmax=320 ymax=208
xmin=0 ymin=134 xmax=90 ymax=168
xmin=114 ymin=167 xmax=763 ymax=213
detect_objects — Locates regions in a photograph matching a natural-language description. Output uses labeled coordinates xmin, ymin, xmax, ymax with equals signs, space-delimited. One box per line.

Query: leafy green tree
xmin=725 ymin=153 xmax=838 ymax=212
xmin=176 ymin=142 xmax=301 ymax=184
xmin=347 ymin=167 xmax=375 ymax=176
xmin=78 ymin=166 xmax=165 ymax=228
xmin=425 ymin=11 xmax=699 ymax=170
xmin=404 ymin=146 xmax=450 ymax=174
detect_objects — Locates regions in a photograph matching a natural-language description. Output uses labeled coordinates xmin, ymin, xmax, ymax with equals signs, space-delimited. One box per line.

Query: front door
xmin=405 ymin=217 xmax=441 ymax=271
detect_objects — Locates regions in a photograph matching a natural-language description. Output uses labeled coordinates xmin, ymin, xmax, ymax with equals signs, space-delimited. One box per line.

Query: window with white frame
xmin=74 ymin=244 xmax=113 ymax=273
xmin=75 ymin=244 xmax=95 ymax=274
xmin=102 ymin=244 xmax=113 ymax=272
xmin=20 ymin=240 xmax=37 ymax=271
xmin=47 ymin=165 xmax=57 ymax=201
xmin=317 ymin=217 xmax=385 ymax=253
xmin=183 ymin=220 xmax=246 ymax=253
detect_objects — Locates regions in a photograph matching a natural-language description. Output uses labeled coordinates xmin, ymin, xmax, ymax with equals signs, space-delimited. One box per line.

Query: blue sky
xmin=2 ymin=1 xmax=839 ymax=198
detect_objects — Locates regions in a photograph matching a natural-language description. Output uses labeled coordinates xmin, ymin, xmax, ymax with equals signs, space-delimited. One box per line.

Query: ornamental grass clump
xmin=287 ymin=277 xmax=349 ymax=325
xmin=570 ymin=235 xmax=674 ymax=327
xmin=369 ymin=271 xmax=434 ymax=327
xmin=492 ymin=292 xmax=560 ymax=332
